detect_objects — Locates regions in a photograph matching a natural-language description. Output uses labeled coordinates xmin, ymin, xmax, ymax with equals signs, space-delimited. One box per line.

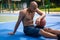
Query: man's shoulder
xmin=20 ymin=8 xmax=27 ymax=13
xmin=19 ymin=8 xmax=27 ymax=16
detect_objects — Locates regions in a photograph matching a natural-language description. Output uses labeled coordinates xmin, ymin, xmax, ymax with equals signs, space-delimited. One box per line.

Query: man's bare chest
xmin=24 ymin=13 xmax=35 ymax=21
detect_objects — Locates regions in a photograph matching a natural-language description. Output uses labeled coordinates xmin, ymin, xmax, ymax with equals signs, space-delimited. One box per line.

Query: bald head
xmin=28 ymin=1 xmax=38 ymax=12
xmin=30 ymin=1 xmax=38 ymax=7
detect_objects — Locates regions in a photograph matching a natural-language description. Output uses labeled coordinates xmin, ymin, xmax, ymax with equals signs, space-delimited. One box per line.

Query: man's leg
xmin=39 ymin=29 xmax=58 ymax=39
xmin=43 ymin=28 xmax=60 ymax=35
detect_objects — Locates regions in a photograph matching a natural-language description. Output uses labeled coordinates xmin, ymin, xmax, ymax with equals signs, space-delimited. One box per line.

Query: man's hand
xmin=8 ymin=32 xmax=15 ymax=35
xmin=35 ymin=17 xmax=41 ymax=25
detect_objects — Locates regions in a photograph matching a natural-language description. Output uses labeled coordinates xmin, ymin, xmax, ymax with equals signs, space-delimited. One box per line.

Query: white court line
xmin=0 ymin=21 xmax=16 ymax=24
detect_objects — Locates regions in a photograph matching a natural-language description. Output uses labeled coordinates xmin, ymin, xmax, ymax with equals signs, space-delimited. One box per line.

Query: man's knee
xmin=39 ymin=29 xmax=50 ymax=38
xmin=38 ymin=29 xmax=44 ymax=35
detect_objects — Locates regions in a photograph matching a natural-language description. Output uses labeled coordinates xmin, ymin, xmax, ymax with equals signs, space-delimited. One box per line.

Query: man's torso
xmin=22 ymin=8 xmax=35 ymax=26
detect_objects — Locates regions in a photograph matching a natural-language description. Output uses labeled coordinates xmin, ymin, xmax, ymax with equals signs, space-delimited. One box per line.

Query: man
xmin=9 ymin=1 xmax=60 ymax=40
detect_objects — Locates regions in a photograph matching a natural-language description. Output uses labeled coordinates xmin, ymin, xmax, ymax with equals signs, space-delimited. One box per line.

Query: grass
xmin=0 ymin=16 xmax=18 ymax=22
xmin=40 ymin=7 xmax=60 ymax=12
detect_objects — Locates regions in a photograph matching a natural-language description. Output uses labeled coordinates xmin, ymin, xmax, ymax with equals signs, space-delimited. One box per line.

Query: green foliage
xmin=40 ymin=7 xmax=60 ymax=12
xmin=50 ymin=3 xmax=56 ymax=8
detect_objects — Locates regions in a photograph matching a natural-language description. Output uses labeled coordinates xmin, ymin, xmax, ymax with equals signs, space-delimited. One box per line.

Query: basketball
xmin=36 ymin=18 xmax=46 ymax=28
xmin=39 ymin=18 xmax=46 ymax=27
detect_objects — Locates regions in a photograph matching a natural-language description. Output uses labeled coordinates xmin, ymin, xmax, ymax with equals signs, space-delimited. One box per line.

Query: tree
xmin=50 ymin=0 xmax=60 ymax=6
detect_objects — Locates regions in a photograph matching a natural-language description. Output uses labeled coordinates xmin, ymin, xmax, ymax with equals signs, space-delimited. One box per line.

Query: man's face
xmin=30 ymin=5 xmax=37 ymax=12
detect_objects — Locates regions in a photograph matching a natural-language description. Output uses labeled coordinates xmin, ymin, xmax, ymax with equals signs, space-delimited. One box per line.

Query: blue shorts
xmin=24 ymin=25 xmax=44 ymax=37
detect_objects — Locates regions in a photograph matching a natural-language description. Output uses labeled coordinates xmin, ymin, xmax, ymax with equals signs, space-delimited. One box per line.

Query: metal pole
xmin=0 ymin=1 xmax=1 ymax=13
xmin=42 ymin=0 xmax=46 ymax=14
xmin=42 ymin=0 xmax=44 ymax=6
xmin=1 ymin=0 xmax=3 ymax=13
xmin=48 ymin=0 xmax=50 ymax=14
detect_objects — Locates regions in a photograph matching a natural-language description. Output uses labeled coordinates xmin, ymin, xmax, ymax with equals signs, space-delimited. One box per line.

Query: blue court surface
xmin=0 ymin=13 xmax=60 ymax=40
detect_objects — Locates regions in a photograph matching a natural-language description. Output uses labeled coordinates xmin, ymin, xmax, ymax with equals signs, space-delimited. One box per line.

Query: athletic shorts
xmin=23 ymin=25 xmax=44 ymax=37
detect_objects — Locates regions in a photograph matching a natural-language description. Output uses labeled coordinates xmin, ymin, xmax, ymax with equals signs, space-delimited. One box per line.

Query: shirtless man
xmin=9 ymin=1 xmax=60 ymax=40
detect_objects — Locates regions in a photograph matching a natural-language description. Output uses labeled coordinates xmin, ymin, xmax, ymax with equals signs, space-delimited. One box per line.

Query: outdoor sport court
xmin=0 ymin=13 xmax=60 ymax=40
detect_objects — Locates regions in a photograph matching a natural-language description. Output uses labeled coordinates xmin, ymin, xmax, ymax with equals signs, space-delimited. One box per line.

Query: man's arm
xmin=35 ymin=8 xmax=46 ymax=25
xmin=9 ymin=11 xmax=25 ymax=35
xmin=36 ymin=8 xmax=46 ymax=20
